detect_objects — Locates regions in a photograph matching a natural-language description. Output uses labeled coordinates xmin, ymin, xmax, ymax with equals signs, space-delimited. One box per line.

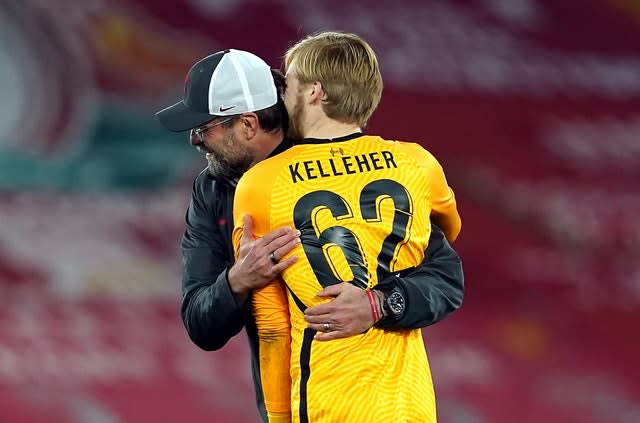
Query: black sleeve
xmin=374 ymin=223 xmax=464 ymax=329
xmin=180 ymin=173 xmax=248 ymax=351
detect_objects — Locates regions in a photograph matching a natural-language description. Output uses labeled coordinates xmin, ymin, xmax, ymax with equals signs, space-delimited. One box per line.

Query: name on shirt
xmin=289 ymin=150 xmax=397 ymax=183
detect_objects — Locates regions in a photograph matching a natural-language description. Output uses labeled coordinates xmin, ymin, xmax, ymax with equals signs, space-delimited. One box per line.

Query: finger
xmin=241 ymin=214 xmax=254 ymax=243
xmin=271 ymin=237 xmax=301 ymax=262
xmin=305 ymin=321 xmax=324 ymax=330
xmin=271 ymin=255 xmax=298 ymax=274
xmin=314 ymin=330 xmax=347 ymax=341
xmin=266 ymin=229 xmax=301 ymax=252
xmin=315 ymin=283 xmax=345 ymax=298
xmin=304 ymin=301 xmax=334 ymax=316
xmin=303 ymin=312 xmax=332 ymax=324
xmin=306 ymin=322 xmax=332 ymax=332
xmin=261 ymin=225 xmax=295 ymax=246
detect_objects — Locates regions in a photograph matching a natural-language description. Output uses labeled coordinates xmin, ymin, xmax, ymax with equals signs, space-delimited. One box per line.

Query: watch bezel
xmin=386 ymin=290 xmax=405 ymax=316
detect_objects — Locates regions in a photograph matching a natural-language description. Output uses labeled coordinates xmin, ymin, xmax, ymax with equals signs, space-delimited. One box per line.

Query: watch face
xmin=387 ymin=291 xmax=405 ymax=316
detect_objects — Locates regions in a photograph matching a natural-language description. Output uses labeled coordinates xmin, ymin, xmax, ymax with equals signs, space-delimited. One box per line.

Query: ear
xmin=309 ymin=81 xmax=326 ymax=104
xmin=240 ymin=113 xmax=259 ymax=139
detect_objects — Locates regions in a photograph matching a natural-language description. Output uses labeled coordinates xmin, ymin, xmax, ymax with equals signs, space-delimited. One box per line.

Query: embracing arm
xmin=180 ymin=174 xmax=247 ymax=351
xmin=181 ymin=251 xmax=249 ymax=351
xmin=304 ymin=223 xmax=463 ymax=339
xmin=181 ymin=172 xmax=299 ymax=351
xmin=374 ymin=146 xmax=464 ymax=329
xmin=374 ymin=223 xmax=464 ymax=329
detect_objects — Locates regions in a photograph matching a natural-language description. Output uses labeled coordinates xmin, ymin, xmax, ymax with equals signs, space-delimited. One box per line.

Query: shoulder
xmin=234 ymin=150 xmax=298 ymax=211
xmin=193 ymin=167 xmax=211 ymax=186
xmin=376 ymin=137 xmax=440 ymax=167
xmin=191 ymin=168 xmax=212 ymax=198
xmin=243 ymin=148 xmax=298 ymax=182
xmin=190 ymin=167 xmax=233 ymax=211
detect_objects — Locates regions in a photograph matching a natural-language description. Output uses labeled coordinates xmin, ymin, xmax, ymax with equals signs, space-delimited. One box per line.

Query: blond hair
xmin=284 ymin=31 xmax=383 ymax=127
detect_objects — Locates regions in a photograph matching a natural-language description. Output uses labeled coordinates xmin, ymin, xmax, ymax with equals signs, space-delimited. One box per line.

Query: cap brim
xmin=155 ymin=101 xmax=216 ymax=132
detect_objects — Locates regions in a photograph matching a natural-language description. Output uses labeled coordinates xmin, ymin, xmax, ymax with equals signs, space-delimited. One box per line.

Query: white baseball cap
xmin=156 ymin=49 xmax=277 ymax=132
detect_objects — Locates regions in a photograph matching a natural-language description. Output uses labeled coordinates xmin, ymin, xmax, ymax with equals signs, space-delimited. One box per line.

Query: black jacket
xmin=180 ymin=140 xmax=464 ymax=421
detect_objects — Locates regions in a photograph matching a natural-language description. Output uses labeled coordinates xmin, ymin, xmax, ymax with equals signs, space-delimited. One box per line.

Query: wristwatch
xmin=381 ymin=288 xmax=405 ymax=320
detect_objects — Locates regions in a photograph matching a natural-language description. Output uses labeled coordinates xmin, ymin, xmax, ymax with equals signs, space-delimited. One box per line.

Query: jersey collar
xmin=293 ymin=132 xmax=363 ymax=145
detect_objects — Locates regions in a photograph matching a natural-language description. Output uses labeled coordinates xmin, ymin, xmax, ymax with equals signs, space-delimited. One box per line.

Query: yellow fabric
xmin=267 ymin=411 xmax=292 ymax=423
xmin=232 ymin=135 xmax=461 ymax=423
xmin=253 ymin=281 xmax=291 ymax=414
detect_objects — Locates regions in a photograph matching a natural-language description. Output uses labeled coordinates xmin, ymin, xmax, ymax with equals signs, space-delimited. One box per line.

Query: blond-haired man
xmin=232 ymin=33 xmax=462 ymax=422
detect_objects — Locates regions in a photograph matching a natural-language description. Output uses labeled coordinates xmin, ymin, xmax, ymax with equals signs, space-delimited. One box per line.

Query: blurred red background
xmin=1 ymin=0 xmax=639 ymax=422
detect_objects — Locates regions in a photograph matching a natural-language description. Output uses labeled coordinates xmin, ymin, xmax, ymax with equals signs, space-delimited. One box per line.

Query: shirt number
xmin=292 ymin=179 xmax=413 ymax=289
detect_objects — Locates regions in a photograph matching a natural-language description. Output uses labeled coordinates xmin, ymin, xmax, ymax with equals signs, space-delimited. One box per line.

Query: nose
xmin=189 ymin=129 xmax=201 ymax=146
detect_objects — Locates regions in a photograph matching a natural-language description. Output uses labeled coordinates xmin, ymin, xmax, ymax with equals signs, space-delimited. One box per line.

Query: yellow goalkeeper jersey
xmin=232 ymin=133 xmax=461 ymax=423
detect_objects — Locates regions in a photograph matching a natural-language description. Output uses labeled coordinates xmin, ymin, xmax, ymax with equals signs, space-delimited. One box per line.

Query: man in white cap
xmin=156 ymin=48 xmax=464 ymax=423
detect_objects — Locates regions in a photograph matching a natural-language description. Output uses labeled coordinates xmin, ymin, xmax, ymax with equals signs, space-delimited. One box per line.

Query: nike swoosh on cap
xmin=219 ymin=105 xmax=236 ymax=112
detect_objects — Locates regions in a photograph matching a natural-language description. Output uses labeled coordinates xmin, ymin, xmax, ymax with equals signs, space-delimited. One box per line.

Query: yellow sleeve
xmin=232 ymin=170 xmax=292 ymax=421
xmin=427 ymin=155 xmax=461 ymax=243
xmin=399 ymin=143 xmax=462 ymax=243
xmin=253 ymin=282 xmax=292 ymax=419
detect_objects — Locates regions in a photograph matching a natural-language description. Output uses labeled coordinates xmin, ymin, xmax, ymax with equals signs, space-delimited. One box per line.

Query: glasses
xmin=192 ymin=117 xmax=235 ymax=143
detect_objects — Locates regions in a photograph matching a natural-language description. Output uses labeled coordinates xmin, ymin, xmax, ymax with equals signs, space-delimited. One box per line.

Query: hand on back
xmin=228 ymin=215 xmax=300 ymax=300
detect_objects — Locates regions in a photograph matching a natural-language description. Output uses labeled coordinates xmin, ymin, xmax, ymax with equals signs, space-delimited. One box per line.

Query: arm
xmin=374 ymin=223 xmax=464 ymax=329
xmin=376 ymin=149 xmax=463 ymax=328
xmin=180 ymin=173 xmax=246 ymax=351
xmin=252 ymin=282 xmax=292 ymax=423
xmin=303 ymin=223 xmax=463 ymax=338
xmin=181 ymin=174 xmax=300 ymax=351
xmin=427 ymin=152 xmax=461 ymax=243
xmin=232 ymin=216 xmax=292 ymax=423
